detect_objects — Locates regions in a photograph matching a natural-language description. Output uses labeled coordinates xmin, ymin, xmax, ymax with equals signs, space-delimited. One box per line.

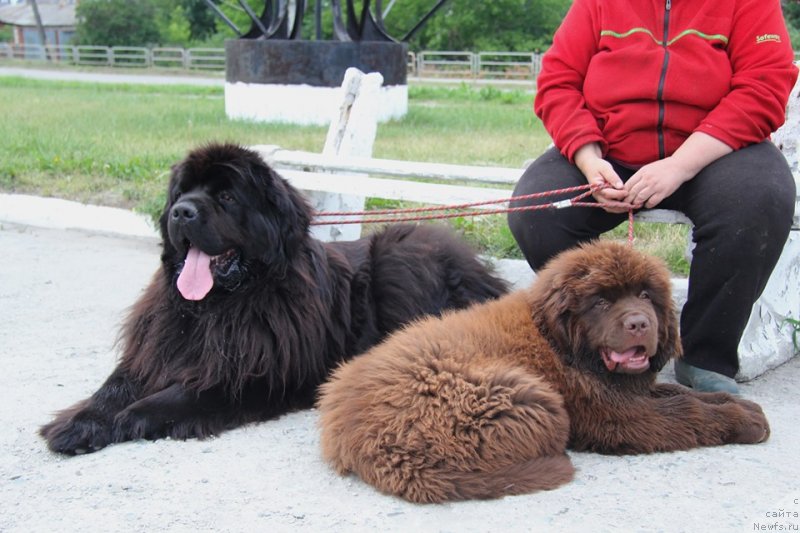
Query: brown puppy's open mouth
xmin=176 ymin=246 xmax=239 ymax=301
xmin=600 ymin=346 xmax=651 ymax=373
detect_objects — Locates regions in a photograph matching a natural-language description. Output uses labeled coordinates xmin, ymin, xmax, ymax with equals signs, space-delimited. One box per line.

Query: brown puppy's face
xmin=530 ymin=240 xmax=680 ymax=379
xmin=577 ymin=289 xmax=659 ymax=374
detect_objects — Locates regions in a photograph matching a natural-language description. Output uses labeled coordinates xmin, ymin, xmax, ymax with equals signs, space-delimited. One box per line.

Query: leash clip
xmin=553 ymin=199 xmax=573 ymax=209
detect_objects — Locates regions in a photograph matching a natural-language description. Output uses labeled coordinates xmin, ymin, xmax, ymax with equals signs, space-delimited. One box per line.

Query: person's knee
xmin=507 ymin=211 xmax=552 ymax=271
xmin=732 ymin=143 xmax=796 ymax=224
xmin=741 ymin=178 xmax=796 ymax=235
xmin=697 ymin=147 xmax=795 ymax=241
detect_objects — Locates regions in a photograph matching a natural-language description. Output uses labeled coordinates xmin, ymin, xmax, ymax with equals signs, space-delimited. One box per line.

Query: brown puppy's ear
xmin=650 ymin=299 xmax=682 ymax=372
xmin=528 ymin=266 xmax=574 ymax=353
xmin=643 ymin=257 xmax=682 ymax=373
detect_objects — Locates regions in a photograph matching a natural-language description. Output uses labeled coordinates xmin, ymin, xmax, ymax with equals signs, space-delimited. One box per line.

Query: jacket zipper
xmin=656 ymin=0 xmax=671 ymax=159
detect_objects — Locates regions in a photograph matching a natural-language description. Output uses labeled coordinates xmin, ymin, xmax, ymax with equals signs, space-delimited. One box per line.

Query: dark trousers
xmin=508 ymin=142 xmax=796 ymax=378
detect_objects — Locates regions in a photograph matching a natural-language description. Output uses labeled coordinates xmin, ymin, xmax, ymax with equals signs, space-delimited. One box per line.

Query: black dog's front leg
xmin=40 ymin=367 xmax=143 ymax=455
xmin=112 ymin=383 xmax=249 ymax=442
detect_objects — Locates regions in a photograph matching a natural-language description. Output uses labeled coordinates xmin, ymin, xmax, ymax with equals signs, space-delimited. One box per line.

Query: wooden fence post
xmin=307 ymin=67 xmax=383 ymax=242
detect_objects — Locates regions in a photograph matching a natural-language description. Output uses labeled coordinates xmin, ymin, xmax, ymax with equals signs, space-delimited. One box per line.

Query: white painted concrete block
xmin=224 ymin=82 xmax=407 ymax=126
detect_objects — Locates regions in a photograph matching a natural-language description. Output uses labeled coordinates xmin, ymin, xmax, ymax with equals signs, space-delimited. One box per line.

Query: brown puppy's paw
xmin=729 ymin=401 xmax=770 ymax=444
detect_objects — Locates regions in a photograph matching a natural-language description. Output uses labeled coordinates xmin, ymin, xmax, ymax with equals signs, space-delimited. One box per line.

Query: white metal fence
xmin=0 ymin=43 xmax=227 ymax=70
xmin=412 ymin=51 xmax=541 ymax=79
xmin=0 ymin=42 xmax=542 ymax=80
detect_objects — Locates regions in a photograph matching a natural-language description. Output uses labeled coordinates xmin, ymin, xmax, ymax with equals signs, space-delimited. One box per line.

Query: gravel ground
xmin=1 ymin=215 xmax=799 ymax=533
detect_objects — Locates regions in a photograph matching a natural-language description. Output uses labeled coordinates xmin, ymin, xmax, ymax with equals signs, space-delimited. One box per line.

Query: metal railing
xmin=2 ymin=42 xmax=799 ymax=80
xmin=415 ymin=51 xmax=474 ymax=78
xmin=0 ymin=43 xmax=226 ymax=70
xmin=412 ymin=51 xmax=541 ymax=79
xmin=0 ymin=42 xmax=543 ymax=80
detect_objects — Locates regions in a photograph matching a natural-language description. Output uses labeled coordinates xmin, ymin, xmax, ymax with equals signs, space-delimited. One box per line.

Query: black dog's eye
xmin=218 ymin=191 xmax=235 ymax=204
xmin=639 ymin=290 xmax=651 ymax=300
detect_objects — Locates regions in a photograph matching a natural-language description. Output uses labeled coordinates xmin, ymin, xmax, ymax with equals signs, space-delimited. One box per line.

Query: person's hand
xmin=624 ymin=132 xmax=732 ymax=208
xmin=574 ymin=143 xmax=634 ymax=214
xmin=623 ymin=157 xmax=694 ymax=209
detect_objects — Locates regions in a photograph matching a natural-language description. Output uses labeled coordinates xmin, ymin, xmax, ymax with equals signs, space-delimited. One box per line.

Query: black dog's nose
xmin=171 ymin=201 xmax=198 ymax=222
xmin=624 ymin=313 xmax=650 ymax=334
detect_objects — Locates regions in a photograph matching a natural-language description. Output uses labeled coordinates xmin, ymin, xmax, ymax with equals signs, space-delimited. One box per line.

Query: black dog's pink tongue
xmin=177 ymin=247 xmax=213 ymax=300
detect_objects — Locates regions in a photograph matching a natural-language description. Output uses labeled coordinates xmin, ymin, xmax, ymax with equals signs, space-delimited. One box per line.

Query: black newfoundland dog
xmin=41 ymin=143 xmax=508 ymax=455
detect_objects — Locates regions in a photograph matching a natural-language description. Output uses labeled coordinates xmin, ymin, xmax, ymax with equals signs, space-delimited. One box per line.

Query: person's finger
xmin=592 ymin=190 xmax=636 ymax=211
xmin=601 ymin=202 xmax=632 ymax=214
xmin=624 ymin=182 xmax=649 ymax=204
xmin=597 ymin=188 xmax=628 ymax=201
xmin=644 ymin=193 xmax=664 ymax=209
xmin=598 ymin=167 xmax=624 ymax=189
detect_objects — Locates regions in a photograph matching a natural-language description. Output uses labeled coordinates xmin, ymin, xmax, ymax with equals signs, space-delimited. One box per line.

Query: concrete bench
xmin=253 ymin=68 xmax=799 ymax=382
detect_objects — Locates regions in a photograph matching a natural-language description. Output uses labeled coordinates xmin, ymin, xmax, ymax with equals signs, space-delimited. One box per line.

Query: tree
xmin=383 ymin=0 xmax=571 ymax=51
xmin=74 ymin=0 xmax=161 ymax=46
xmin=204 ymin=0 xmax=571 ymax=51
xmin=183 ymin=0 xmax=222 ymax=41
xmin=782 ymin=0 xmax=800 ymax=48
xmin=0 ymin=25 xmax=13 ymax=43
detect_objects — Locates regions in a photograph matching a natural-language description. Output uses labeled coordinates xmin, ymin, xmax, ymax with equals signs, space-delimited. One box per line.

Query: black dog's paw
xmin=113 ymin=409 xmax=215 ymax=443
xmin=166 ymin=420 xmax=217 ymax=441
xmin=112 ymin=408 xmax=168 ymax=442
xmin=40 ymin=413 xmax=112 ymax=455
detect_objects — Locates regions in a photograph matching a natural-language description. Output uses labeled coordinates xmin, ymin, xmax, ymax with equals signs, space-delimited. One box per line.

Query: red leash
xmin=311 ymin=183 xmax=636 ymax=246
xmin=312 ymin=184 xmax=596 ymax=218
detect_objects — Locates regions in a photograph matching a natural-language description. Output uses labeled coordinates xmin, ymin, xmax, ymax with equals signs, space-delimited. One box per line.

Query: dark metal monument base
xmin=224 ymin=40 xmax=408 ymax=125
xmin=225 ymin=40 xmax=408 ymax=87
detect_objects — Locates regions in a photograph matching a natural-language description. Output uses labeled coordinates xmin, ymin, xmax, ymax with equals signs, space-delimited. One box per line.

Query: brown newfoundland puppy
xmin=318 ymin=241 xmax=770 ymax=503
xmin=40 ymin=143 xmax=507 ymax=455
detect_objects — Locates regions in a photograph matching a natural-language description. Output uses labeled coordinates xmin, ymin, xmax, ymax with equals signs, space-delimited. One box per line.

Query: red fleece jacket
xmin=535 ymin=0 xmax=798 ymax=167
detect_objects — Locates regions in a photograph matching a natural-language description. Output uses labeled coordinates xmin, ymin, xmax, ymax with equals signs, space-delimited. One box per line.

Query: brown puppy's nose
xmin=623 ymin=313 xmax=650 ymax=334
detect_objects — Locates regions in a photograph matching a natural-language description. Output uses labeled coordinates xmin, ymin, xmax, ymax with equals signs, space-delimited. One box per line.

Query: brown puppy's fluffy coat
xmin=317 ymin=241 xmax=770 ymax=503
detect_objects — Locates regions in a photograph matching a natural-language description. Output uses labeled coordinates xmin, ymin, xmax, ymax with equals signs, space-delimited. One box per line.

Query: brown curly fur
xmin=317 ymin=241 xmax=770 ymax=503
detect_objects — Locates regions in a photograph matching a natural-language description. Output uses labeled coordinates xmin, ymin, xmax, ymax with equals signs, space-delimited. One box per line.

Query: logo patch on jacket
xmin=756 ymin=34 xmax=782 ymax=44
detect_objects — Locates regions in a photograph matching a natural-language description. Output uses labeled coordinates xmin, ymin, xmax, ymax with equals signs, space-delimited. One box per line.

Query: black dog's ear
xmin=158 ymin=162 xmax=184 ymax=247
xmin=242 ymin=155 xmax=314 ymax=267
xmin=260 ymin=164 xmax=313 ymax=237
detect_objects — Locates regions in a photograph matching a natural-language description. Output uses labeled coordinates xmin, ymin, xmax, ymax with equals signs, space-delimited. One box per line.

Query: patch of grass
xmin=379 ymin=87 xmax=545 ymax=167
xmin=606 ymin=221 xmax=691 ymax=276
xmin=450 ymin=214 xmax=522 ymax=259
xmin=365 ymin=197 xmax=522 ymax=259
xmin=784 ymin=317 xmax=800 ymax=353
xmin=0 ymin=75 xmax=689 ymax=273
xmin=0 ymin=75 xmax=222 ymax=96
xmin=0 ymin=76 xmax=326 ymax=214
xmin=408 ymin=83 xmax=533 ymax=105
xmin=368 ymin=197 xmax=691 ymax=274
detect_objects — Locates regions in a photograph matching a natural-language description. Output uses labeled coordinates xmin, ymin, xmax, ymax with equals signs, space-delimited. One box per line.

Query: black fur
xmin=40 ymin=143 xmax=508 ymax=455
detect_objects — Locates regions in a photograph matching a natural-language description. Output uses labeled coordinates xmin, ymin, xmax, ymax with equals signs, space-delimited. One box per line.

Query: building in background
xmin=0 ymin=1 xmax=77 ymax=46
